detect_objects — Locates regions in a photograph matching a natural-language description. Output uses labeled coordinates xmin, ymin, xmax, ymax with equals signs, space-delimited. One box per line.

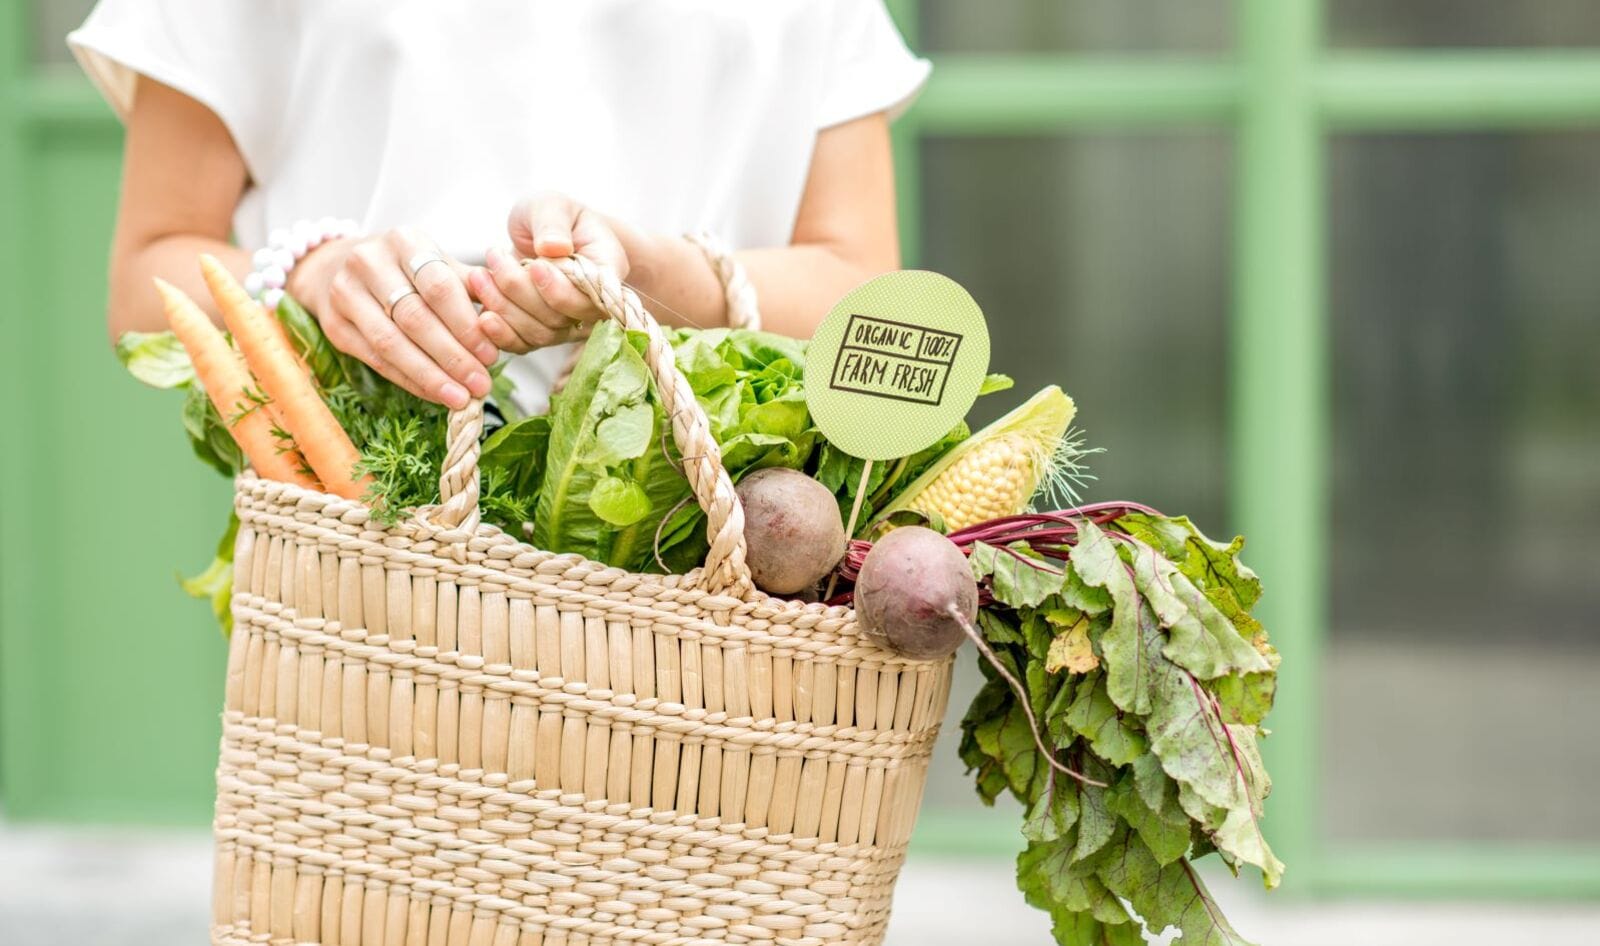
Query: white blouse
xmin=69 ymin=0 xmax=930 ymax=412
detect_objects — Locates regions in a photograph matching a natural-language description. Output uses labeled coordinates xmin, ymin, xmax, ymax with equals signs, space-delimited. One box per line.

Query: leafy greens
xmin=959 ymin=513 xmax=1281 ymax=945
xmin=119 ymin=295 xmax=1009 ymax=635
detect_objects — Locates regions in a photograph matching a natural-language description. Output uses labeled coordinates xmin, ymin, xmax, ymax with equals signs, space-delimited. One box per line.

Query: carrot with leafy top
xmin=198 ymin=254 xmax=373 ymax=500
xmin=154 ymin=278 xmax=318 ymax=489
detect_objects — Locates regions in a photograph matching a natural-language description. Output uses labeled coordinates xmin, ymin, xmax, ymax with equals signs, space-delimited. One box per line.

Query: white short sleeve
xmin=816 ymin=0 xmax=932 ymax=130
xmin=67 ymin=1 xmax=290 ymax=178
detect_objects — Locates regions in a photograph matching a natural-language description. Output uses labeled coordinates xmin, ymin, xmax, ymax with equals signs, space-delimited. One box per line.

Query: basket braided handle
xmin=426 ymin=255 xmax=752 ymax=596
xmin=686 ymin=231 xmax=761 ymax=330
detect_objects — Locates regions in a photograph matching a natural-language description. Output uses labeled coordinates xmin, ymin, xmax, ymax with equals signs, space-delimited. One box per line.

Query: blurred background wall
xmin=3 ymin=0 xmax=1599 ymax=902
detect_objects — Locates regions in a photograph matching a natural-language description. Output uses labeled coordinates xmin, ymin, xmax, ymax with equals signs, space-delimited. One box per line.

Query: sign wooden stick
xmin=824 ymin=460 xmax=874 ymax=601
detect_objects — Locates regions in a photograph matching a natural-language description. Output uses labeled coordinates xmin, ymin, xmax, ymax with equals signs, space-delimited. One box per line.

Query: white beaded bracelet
xmin=245 ymin=216 xmax=362 ymax=309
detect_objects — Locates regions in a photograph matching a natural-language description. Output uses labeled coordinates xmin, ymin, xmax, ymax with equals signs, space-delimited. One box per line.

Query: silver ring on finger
xmin=386 ymin=285 xmax=420 ymax=318
xmin=407 ymin=253 xmax=449 ymax=279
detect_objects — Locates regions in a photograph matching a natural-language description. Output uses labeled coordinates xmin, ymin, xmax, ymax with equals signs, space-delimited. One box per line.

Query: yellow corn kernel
xmin=877 ymin=386 xmax=1079 ymax=532
xmin=914 ymin=434 xmax=1042 ymax=531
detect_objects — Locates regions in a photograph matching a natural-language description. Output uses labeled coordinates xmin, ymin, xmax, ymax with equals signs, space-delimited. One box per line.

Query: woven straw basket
xmin=213 ymin=257 xmax=955 ymax=946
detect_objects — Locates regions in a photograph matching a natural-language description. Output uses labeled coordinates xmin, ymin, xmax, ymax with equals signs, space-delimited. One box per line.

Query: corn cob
xmin=876 ymin=385 xmax=1079 ymax=532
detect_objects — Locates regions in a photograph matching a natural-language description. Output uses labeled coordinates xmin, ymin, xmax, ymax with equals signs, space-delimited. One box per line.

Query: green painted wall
xmin=6 ymin=0 xmax=1600 ymax=897
xmin=0 ymin=113 xmax=232 ymax=824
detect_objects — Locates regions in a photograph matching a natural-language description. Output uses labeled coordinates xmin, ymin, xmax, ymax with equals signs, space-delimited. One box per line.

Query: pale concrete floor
xmin=2 ymin=824 xmax=1598 ymax=945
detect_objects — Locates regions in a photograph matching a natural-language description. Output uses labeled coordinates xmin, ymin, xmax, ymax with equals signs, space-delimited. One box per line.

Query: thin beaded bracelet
xmin=245 ymin=216 xmax=362 ymax=308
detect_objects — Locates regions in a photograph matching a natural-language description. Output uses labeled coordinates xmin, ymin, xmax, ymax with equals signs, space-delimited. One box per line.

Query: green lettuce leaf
xmin=481 ymin=414 xmax=552 ymax=501
xmin=588 ymin=401 xmax=653 ymax=465
xmin=531 ymin=322 xmax=830 ymax=573
xmin=711 ymin=326 xmax=808 ymax=372
xmin=672 ymin=331 xmax=741 ymax=393
xmin=488 ymin=364 xmax=523 ymax=422
xmin=179 ymin=512 xmax=238 ymax=637
xmin=645 ymin=330 xmax=821 ymax=570
xmin=181 ymin=383 xmax=245 ymax=478
xmin=116 ymin=330 xmax=195 ymax=389
xmin=533 ymin=323 xmax=691 ymax=570
xmin=589 ymin=475 xmax=653 ymax=526
xmin=978 ymin=372 xmax=1016 ymax=396
xmin=721 ymin=431 xmax=805 ymax=471
xmin=115 ymin=329 xmax=244 ymax=478
xmin=275 ymin=295 xmax=383 ymax=397
xmin=814 ymin=420 xmax=970 ymax=535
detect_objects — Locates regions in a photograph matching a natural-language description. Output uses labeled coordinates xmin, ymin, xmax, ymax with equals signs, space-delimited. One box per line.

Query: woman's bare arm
xmin=733 ymin=111 xmax=901 ymax=336
xmin=109 ymin=76 xmax=493 ymax=406
xmin=475 ymin=112 xmax=901 ymax=343
xmin=106 ymin=75 xmax=250 ymax=343
xmin=630 ymin=111 xmax=901 ymax=336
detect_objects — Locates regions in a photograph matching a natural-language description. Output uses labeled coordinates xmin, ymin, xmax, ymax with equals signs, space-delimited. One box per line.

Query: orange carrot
xmin=261 ymin=298 xmax=310 ymax=377
xmin=192 ymin=263 xmax=300 ymax=447
xmin=198 ymin=254 xmax=373 ymax=500
xmin=154 ymin=278 xmax=319 ymax=489
xmin=255 ymin=308 xmax=298 ymax=436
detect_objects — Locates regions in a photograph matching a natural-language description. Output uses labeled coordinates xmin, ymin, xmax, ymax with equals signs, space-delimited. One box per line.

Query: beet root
xmin=737 ymin=468 xmax=846 ymax=595
xmin=854 ymin=525 xmax=977 ymax=660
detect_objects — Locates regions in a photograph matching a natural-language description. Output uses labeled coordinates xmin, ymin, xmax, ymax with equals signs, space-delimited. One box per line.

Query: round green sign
xmin=804 ymin=271 xmax=990 ymax=461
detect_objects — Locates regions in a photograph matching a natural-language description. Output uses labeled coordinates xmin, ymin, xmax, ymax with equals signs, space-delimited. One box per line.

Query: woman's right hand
xmin=286 ymin=227 xmax=498 ymax=409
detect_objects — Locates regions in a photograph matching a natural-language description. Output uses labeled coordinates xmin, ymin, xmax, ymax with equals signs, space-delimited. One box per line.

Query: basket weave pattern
xmin=211 ymin=258 xmax=955 ymax=945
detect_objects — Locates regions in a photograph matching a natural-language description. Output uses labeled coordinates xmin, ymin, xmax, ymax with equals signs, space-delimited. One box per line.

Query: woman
xmin=71 ymin=1 xmax=928 ymax=415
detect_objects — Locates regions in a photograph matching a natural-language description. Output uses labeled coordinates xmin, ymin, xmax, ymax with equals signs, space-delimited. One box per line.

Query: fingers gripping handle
xmin=427 ymin=255 xmax=752 ymax=595
xmin=555 ymin=256 xmax=752 ymax=594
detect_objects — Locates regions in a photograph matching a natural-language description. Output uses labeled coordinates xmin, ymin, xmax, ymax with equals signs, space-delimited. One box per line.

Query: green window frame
xmin=882 ymin=0 xmax=1600 ymax=896
xmin=4 ymin=0 xmax=1600 ymax=896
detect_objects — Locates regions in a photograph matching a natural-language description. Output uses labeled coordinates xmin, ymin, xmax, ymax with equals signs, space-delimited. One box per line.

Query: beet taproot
xmin=854 ymin=525 xmax=977 ymax=660
xmin=736 ymin=468 xmax=846 ymax=595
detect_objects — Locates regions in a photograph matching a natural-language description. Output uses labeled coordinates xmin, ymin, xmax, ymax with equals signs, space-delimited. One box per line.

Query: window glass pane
xmin=918 ymin=1 xmax=1231 ymax=54
xmin=1331 ymin=1 xmax=1600 ymax=48
xmin=1326 ymin=132 xmax=1600 ymax=843
xmin=915 ymin=134 xmax=1233 ymax=811
xmin=32 ymin=0 xmax=96 ymax=67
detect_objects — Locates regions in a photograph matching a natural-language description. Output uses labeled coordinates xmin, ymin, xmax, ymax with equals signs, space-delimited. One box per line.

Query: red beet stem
xmin=829 ymin=501 xmax=1166 ymax=606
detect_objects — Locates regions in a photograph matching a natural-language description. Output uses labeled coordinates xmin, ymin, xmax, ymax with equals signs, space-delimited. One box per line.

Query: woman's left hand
xmin=468 ymin=192 xmax=632 ymax=353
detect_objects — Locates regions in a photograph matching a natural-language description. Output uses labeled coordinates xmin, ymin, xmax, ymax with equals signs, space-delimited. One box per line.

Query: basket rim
xmin=229 ymin=472 xmax=960 ymax=668
xmin=236 ymin=471 xmax=840 ymax=606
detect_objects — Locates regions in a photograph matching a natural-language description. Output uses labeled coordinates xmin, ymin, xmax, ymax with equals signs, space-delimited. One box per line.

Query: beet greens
xmin=838 ymin=504 xmax=1282 ymax=946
